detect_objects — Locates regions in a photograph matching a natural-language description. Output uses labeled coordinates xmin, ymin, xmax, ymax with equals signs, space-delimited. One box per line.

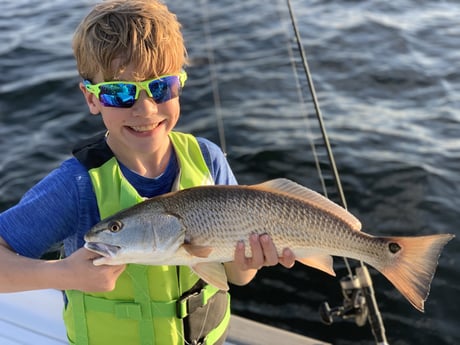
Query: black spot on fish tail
xmin=389 ymin=242 xmax=402 ymax=254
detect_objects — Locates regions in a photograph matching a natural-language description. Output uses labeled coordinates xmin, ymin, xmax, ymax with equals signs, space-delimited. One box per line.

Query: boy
xmin=0 ymin=1 xmax=295 ymax=344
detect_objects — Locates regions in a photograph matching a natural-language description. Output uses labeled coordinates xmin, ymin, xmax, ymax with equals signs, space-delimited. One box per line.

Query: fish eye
xmin=108 ymin=220 xmax=123 ymax=233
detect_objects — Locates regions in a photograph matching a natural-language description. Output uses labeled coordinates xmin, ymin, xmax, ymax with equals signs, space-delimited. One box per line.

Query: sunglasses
xmin=83 ymin=71 xmax=187 ymax=108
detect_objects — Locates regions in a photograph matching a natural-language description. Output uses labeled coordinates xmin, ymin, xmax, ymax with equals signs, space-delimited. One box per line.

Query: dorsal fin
xmin=250 ymin=178 xmax=362 ymax=231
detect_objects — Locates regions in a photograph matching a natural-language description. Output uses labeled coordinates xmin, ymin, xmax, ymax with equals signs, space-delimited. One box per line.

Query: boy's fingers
xmin=233 ymin=240 xmax=246 ymax=266
xmin=259 ymin=234 xmax=279 ymax=266
xmin=233 ymin=235 xmax=296 ymax=270
xmin=279 ymin=248 xmax=296 ymax=268
xmin=248 ymin=234 xmax=265 ymax=268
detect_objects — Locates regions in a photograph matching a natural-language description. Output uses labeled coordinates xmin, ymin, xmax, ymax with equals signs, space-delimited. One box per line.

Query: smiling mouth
xmin=85 ymin=242 xmax=121 ymax=257
xmin=129 ymin=121 xmax=164 ymax=132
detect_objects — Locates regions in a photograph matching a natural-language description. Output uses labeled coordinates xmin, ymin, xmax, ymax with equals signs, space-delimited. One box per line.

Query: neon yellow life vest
xmin=65 ymin=131 xmax=231 ymax=345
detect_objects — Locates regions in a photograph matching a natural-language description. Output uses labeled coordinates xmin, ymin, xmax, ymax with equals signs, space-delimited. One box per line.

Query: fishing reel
xmin=319 ymin=268 xmax=369 ymax=327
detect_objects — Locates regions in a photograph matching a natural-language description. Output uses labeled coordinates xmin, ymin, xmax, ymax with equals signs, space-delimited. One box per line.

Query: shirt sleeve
xmin=197 ymin=137 xmax=238 ymax=185
xmin=0 ymin=159 xmax=90 ymax=258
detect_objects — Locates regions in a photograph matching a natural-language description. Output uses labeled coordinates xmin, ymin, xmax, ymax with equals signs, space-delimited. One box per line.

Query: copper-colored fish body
xmin=85 ymin=179 xmax=454 ymax=312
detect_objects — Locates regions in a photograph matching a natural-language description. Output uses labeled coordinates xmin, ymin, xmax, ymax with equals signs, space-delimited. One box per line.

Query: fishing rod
xmin=200 ymin=0 xmax=389 ymax=343
xmin=284 ymin=1 xmax=389 ymax=344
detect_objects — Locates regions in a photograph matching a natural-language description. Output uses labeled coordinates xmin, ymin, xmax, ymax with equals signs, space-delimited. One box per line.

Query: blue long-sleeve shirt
xmin=0 ymin=137 xmax=237 ymax=259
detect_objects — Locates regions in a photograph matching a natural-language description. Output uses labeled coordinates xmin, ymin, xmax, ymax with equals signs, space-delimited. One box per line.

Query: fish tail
xmin=379 ymin=233 xmax=454 ymax=312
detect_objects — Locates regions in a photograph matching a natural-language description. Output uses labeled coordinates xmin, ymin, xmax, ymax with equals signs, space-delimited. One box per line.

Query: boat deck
xmin=227 ymin=314 xmax=330 ymax=345
xmin=0 ymin=290 xmax=329 ymax=345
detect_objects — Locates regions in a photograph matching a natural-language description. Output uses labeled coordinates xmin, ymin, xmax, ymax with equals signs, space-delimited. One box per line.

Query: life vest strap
xmin=73 ymin=284 xmax=222 ymax=320
xmin=67 ymin=289 xmax=89 ymax=345
xmin=78 ymin=294 xmax=179 ymax=319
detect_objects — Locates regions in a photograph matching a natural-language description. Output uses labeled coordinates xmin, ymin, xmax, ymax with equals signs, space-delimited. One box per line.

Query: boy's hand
xmin=62 ymin=247 xmax=126 ymax=292
xmin=234 ymin=234 xmax=296 ymax=270
xmin=225 ymin=234 xmax=295 ymax=286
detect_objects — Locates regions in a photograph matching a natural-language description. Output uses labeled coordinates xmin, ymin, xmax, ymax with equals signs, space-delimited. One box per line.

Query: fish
xmin=84 ymin=178 xmax=454 ymax=312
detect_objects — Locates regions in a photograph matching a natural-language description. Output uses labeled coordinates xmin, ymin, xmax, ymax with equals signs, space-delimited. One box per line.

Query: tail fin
xmin=379 ymin=234 xmax=454 ymax=312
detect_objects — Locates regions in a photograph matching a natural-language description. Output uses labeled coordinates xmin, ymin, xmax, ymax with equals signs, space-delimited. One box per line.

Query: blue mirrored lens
xmin=148 ymin=77 xmax=180 ymax=103
xmin=99 ymin=84 xmax=136 ymax=108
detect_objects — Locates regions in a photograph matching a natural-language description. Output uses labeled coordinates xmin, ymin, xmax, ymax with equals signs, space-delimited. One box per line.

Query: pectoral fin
xmin=183 ymin=244 xmax=213 ymax=258
xmin=297 ymin=254 xmax=336 ymax=276
xmin=191 ymin=262 xmax=229 ymax=291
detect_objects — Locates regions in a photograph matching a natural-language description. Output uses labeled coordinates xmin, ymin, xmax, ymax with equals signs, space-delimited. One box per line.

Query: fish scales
xmin=157 ymin=185 xmax=382 ymax=265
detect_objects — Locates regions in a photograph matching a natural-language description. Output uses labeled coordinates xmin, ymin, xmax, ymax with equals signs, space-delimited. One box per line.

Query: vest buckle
xmin=177 ymin=290 xmax=203 ymax=319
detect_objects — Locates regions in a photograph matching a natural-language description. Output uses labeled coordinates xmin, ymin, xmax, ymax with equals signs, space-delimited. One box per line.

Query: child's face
xmin=80 ymin=64 xmax=181 ymax=160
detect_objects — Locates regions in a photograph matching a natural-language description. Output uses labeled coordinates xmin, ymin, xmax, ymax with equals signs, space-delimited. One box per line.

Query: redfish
xmin=84 ymin=178 xmax=454 ymax=312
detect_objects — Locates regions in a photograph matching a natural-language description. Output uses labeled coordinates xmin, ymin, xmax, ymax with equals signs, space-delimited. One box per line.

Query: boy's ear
xmin=79 ymin=82 xmax=100 ymax=115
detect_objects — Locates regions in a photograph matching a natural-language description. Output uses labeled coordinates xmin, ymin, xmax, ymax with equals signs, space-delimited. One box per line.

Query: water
xmin=1 ymin=0 xmax=459 ymax=344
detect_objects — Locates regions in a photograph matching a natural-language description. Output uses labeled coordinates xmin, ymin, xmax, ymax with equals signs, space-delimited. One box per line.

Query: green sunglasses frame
xmin=83 ymin=70 xmax=188 ymax=106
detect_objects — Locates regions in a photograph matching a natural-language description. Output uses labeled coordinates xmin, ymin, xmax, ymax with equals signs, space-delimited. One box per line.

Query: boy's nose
xmin=132 ymin=90 xmax=158 ymax=116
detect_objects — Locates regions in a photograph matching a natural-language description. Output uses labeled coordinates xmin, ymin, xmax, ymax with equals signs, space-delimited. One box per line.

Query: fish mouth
xmin=84 ymin=242 xmax=121 ymax=257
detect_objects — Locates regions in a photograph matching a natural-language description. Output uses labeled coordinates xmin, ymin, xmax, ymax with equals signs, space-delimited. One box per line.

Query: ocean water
xmin=0 ymin=0 xmax=459 ymax=344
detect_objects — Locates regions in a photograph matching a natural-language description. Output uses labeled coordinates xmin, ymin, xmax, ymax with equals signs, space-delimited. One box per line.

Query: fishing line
xmin=200 ymin=0 xmax=227 ymax=155
xmin=284 ymin=0 xmax=348 ymax=211
xmin=278 ymin=0 xmax=352 ymax=276
xmin=274 ymin=2 xmax=329 ymax=203
xmin=282 ymin=1 xmax=389 ymax=344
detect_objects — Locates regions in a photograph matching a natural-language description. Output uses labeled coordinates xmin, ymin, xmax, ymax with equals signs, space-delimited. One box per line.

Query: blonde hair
xmin=72 ymin=0 xmax=187 ymax=81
